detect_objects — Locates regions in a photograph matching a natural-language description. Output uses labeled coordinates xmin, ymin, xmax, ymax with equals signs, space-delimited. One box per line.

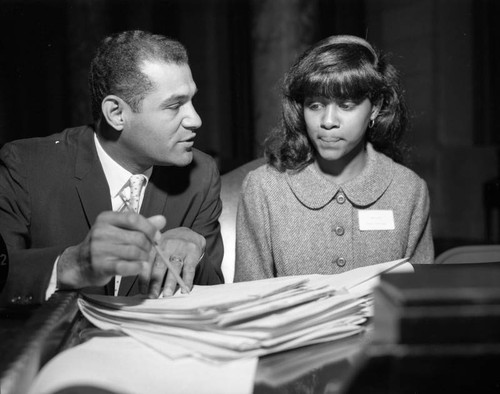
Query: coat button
xmin=336 ymin=257 xmax=346 ymax=267
xmin=336 ymin=193 xmax=346 ymax=204
xmin=334 ymin=226 xmax=345 ymax=236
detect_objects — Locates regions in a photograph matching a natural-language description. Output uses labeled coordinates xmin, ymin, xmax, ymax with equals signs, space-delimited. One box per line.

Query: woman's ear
xmin=101 ymin=95 xmax=127 ymax=131
xmin=371 ymin=99 xmax=382 ymax=121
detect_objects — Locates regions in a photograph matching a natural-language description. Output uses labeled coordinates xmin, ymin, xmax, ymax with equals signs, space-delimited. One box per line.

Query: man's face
xmin=120 ymin=61 xmax=201 ymax=171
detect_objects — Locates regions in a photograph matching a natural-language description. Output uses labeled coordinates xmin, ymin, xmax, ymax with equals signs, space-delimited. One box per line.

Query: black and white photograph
xmin=1 ymin=0 xmax=499 ymax=393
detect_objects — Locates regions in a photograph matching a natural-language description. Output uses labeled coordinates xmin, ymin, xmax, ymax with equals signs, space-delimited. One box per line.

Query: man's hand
xmin=144 ymin=227 xmax=206 ymax=298
xmin=57 ymin=212 xmax=166 ymax=289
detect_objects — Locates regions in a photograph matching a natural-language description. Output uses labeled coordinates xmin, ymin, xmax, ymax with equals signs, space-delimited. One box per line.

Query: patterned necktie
xmin=128 ymin=174 xmax=146 ymax=213
xmin=115 ymin=174 xmax=146 ymax=296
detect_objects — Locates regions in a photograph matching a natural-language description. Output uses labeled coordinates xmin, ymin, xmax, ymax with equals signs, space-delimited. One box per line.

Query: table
xmin=0 ymin=291 xmax=366 ymax=394
xmin=0 ymin=292 xmax=82 ymax=394
xmin=4 ymin=264 xmax=500 ymax=394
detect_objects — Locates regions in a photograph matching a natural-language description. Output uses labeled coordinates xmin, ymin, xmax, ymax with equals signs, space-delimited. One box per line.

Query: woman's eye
xmin=339 ymin=102 xmax=356 ymax=110
xmin=307 ymin=102 xmax=322 ymax=111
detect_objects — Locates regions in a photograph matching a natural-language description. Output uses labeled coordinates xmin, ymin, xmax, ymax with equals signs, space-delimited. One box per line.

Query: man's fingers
xmin=114 ymin=261 xmax=144 ymax=277
xmin=90 ymin=213 xmax=166 ymax=279
xmin=155 ymin=228 xmax=205 ymax=297
xmin=147 ymin=215 xmax=167 ymax=234
xmin=162 ymin=257 xmax=185 ymax=297
xmin=138 ymin=249 xmax=157 ymax=294
xmin=96 ymin=211 xmax=164 ymax=243
xmin=147 ymin=257 xmax=168 ymax=298
xmin=180 ymin=255 xmax=197 ymax=291
xmin=93 ymin=241 xmax=151 ymax=263
xmin=61 ymin=212 xmax=167 ymax=290
xmin=89 ymin=213 xmax=203 ymax=297
xmin=182 ymin=271 xmax=195 ymax=292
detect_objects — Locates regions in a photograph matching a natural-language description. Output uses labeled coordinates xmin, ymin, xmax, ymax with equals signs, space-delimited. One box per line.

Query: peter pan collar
xmin=285 ymin=143 xmax=394 ymax=209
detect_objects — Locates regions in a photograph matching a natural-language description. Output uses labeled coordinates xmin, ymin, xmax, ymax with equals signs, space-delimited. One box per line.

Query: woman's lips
xmin=319 ymin=137 xmax=341 ymax=143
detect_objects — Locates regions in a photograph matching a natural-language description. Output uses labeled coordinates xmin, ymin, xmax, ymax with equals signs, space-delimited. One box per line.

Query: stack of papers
xmin=78 ymin=259 xmax=411 ymax=362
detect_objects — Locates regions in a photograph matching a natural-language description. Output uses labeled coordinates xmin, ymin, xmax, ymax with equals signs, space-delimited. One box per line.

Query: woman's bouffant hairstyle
xmin=265 ymin=35 xmax=409 ymax=172
xmin=89 ymin=30 xmax=188 ymax=123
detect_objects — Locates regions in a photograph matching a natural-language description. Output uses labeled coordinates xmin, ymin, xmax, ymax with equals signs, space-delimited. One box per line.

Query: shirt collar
xmin=285 ymin=143 xmax=395 ymax=209
xmin=94 ymin=133 xmax=153 ymax=199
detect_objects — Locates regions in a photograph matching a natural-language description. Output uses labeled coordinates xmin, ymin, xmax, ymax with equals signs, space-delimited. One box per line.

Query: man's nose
xmin=183 ymin=102 xmax=202 ymax=130
xmin=321 ymin=104 xmax=339 ymax=129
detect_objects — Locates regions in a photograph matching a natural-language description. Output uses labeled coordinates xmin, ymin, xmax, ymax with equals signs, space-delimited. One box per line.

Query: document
xmin=28 ymin=335 xmax=257 ymax=394
xmin=77 ymin=258 xmax=411 ymax=361
xmin=28 ymin=258 xmax=411 ymax=394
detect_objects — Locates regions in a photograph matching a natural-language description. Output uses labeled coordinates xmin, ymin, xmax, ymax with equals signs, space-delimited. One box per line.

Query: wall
xmin=365 ymin=0 xmax=498 ymax=250
xmin=0 ymin=0 xmax=249 ymax=172
xmin=0 ymin=0 xmax=497 ymax=250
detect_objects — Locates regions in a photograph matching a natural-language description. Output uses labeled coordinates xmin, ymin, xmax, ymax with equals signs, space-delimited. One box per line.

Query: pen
xmin=151 ymin=242 xmax=191 ymax=295
xmin=120 ymin=198 xmax=191 ymax=294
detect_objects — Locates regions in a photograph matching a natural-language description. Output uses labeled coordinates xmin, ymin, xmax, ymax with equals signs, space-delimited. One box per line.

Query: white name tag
xmin=358 ymin=210 xmax=395 ymax=231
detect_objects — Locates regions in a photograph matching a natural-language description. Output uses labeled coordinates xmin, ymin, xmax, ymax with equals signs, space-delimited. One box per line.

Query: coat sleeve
xmin=0 ymin=144 xmax=62 ymax=307
xmin=191 ymin=157 xmax=224 ymax=285
xmin=234 ymin=170 xmax=275 ymax=282
xmin=406 ymin=179 xmax=435 ymax=265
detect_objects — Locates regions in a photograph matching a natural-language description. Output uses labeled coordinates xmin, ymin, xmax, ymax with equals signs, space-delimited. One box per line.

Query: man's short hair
xmin=89 ymin=30 xmax=189 ymax=122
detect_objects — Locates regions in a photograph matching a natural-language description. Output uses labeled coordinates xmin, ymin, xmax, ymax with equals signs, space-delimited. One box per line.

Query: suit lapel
xmin=73 ymin=130 xmax=113 ymax=295
xmin=74 ymin=130 xmax=112 ymax=227
xmin=140 ymin=167 xmax=168 ymax=219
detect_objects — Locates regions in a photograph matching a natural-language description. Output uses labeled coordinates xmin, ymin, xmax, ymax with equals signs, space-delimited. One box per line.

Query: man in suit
xmin=0 ymin=30 xmax=224 ymax=307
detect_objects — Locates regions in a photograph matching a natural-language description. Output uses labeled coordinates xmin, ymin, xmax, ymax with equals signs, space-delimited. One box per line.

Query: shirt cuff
xmin=45 ymin=255 xmax=59 ymax=300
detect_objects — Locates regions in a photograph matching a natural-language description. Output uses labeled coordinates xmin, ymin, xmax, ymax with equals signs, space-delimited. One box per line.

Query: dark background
xmin=0 ymin=0 xmax=499 ymax=254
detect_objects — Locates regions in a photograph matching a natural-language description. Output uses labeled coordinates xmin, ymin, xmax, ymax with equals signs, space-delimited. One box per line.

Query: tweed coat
xmin=0 ymin=126 xmax=224 ymax=306
xmin=234 ymin=143 xmax=434 ymax=282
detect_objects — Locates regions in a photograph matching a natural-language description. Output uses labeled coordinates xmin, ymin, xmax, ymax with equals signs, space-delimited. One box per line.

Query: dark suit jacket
xmin=0 ymin=126 xmax=224 ymax=306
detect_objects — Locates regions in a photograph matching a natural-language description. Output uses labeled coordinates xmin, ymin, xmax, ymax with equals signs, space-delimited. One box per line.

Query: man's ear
xmin=101 ymin=95 xmax=127 ymax=131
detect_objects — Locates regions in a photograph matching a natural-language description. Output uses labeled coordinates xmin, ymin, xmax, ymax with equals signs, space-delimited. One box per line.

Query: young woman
xmin=234 ymin=35 xmax=433 ymax=281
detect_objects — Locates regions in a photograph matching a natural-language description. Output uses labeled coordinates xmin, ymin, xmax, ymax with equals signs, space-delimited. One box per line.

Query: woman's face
xmin=303 ymin=96 xmax=377 ymax=163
